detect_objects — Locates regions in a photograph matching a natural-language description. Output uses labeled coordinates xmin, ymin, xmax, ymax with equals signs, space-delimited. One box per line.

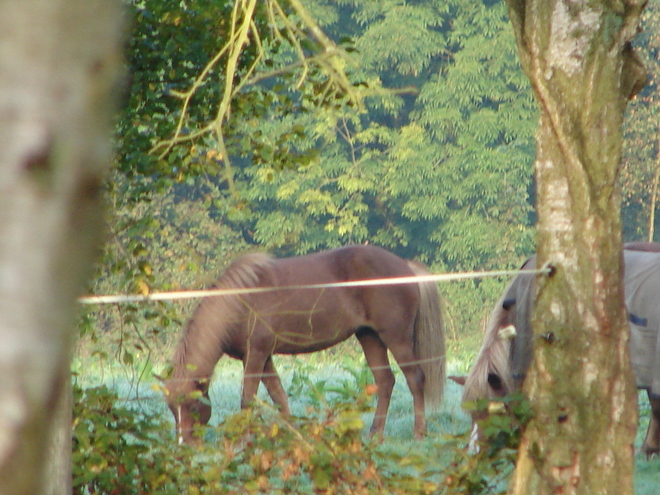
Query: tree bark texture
xmin=0 ymin=1 xmax=123 ymax=494
xmin=505 ymin=1 xmax=647 ymax=494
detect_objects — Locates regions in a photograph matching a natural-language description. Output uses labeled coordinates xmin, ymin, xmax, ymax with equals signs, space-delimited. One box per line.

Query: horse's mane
xmin=170 ymin=252 xmax=275 ymax=382
xmin=461 ymin=278 xmax=516 ymax=404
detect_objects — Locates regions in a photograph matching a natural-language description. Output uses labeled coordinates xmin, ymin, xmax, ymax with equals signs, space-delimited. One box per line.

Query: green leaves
xmin=72 ymin=384 xmax=177 ymax=495
xmin=443 ymin=393 xmax=533 ymax=494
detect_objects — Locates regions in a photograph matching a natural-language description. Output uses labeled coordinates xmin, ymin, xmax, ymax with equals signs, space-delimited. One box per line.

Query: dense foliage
xmin=88 ymin=0 xmax=659 ymax=358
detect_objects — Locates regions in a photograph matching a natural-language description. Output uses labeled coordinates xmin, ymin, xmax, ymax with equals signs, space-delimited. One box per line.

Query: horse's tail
xmin=408 ymin=260 xmax=446 ymax=412
xmin=169 ymin=252 xmax=274 ymax=388
xmin=461 ymin=278 xmax=516 ymax=405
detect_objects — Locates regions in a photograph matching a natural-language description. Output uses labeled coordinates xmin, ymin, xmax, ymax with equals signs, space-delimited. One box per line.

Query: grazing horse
xmin=455 ymin=243 xmax=660 ymax=457
xmin=165 ymin=244 xmax=446 ymax=445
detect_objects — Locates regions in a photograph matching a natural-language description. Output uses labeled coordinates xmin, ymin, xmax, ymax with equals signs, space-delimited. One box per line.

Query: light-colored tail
xmin=408 ymin=260 xmax=446 ymax=412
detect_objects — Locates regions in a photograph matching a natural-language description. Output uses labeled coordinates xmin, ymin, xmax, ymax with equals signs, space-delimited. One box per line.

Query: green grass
xmin=74 ymin=351 xmax=660 ymax=493
xmin=635 ymin=391 xmax=660 ymax=494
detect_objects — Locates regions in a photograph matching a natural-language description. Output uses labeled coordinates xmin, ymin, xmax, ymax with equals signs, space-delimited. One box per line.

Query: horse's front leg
xmin=356 ymin=330 xmax=395 ymax=438
xmin=261 ymin=355 xmax=291 ymax=415
xmin=241 ymin=350 xmax=269 ymax=409
xmin=642 ymin=392 xmax=660 ymax=458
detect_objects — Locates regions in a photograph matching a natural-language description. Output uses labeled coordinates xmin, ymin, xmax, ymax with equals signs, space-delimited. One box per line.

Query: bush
xmin=73 ymin=383 xmax=190 ymax=495
xmin=72 ymin=374 xmax=527 ymax=494
xmin=441 ymin=393 xmax=532 ymax=495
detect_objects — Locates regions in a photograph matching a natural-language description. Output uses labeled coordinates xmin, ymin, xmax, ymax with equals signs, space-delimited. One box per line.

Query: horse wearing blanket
xmin=165 ymin=244 xmax=446 ymax=445
xmin=458 ymin=245 xmax=660 ymax=457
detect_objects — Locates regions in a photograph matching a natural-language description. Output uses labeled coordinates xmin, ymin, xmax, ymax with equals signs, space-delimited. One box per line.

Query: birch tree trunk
xmin=0 ymin=1 xmax=123 ymax=494
xmin=505 ymin=1 xmax=647 ymax=493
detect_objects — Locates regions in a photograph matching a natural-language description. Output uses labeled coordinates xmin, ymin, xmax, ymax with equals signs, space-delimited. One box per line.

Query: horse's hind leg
xmin=356 ymin=329 xmax=395 ymax=437
xmin=642 ymin=392 xmax=660 ymax=458
xmin=261 ymin=355 xmax=291 ymax=415
xmin=378 ymin=334 xmax=426 ymax=439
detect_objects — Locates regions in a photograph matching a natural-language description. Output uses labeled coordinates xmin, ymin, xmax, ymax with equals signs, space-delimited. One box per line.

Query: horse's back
xmin=271 ymin=244 xmax=414 ymax=284
xmin=269 ymin=245 xmax=419 ymax=305
xmin=624 ymin=242 xmax=660 ymax=252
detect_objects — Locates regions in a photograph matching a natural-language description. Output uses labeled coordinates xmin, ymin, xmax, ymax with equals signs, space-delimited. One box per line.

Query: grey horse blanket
xmin=625 ymin=251 xmax=660 ymax=398
xmin=506 ymin=250 xmax=660 ymax=398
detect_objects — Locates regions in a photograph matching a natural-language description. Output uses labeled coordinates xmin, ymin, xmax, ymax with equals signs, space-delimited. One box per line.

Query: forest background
xmin=71 ymin=0 xmax=660 ymax=493
xmin=80 ymin=0 xmax=660 ymax=367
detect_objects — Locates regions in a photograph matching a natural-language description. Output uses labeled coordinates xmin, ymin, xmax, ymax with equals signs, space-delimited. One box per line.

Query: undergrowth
xmin=73 ymin=366 xmax=530 ymax=495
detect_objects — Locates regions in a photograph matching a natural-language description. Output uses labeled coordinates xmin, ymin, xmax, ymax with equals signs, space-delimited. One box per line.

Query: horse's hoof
xmin=641 ymin=441 xmax=659 ymax=459
xmin=368 ymin=428 xmax=385 ymax=444
xmin=644 ymin=448 xmax=659 ymax=460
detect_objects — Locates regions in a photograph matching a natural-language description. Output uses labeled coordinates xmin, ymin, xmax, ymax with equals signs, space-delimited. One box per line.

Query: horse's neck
xmin=172 ymin=328 xmax=224 ymax=382
xmin=175 ymin=293 xmax=244 ymax=377
xmin=171 ymin=253 xmax=269 ymax=382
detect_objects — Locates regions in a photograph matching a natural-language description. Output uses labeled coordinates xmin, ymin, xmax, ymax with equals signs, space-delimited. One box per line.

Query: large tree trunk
xmin=0 ymin=1 xmax=123 ymax=494
xmin=505 ymin=1 xmax=647 ymax=494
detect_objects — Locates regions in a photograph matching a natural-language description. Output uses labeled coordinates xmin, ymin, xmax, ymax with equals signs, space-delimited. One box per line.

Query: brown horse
xmin=165 ymin=244 xmax=446 ymax=445
xmin=456 ymin=243 xmax=660 ymax=457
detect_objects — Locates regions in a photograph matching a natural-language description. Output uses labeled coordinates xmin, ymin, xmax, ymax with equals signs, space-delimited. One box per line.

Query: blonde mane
xmin=462 ymin=281 xmax=516 ymax=404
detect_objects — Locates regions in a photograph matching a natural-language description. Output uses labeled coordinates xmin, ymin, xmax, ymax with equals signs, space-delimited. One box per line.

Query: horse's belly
xmin=266 ymin=297 xmax=364 ymax=354
xmin=271 ymin=316 xmax=359 ymax=354
xmin=274 ymin=336 xmax=352 ymax=355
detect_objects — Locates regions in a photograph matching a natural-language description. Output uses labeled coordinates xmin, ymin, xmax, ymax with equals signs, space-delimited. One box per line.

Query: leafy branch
xmin=150 ymin=0 xmax=369 ymax=197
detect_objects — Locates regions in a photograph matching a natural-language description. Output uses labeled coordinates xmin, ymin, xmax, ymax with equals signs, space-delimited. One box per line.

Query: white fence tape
xmin=78 ymin=267 xmax=549 ymax=305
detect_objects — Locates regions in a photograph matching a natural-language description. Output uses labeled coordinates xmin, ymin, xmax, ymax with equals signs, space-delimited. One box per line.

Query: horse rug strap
xmin=624 ymin=250 xmax=660 ymax=398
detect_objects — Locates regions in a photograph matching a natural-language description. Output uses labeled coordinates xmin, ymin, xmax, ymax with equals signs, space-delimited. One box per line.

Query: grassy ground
xmin=74 ymin=349 xmax=660 ymax=493
xmin=635 ymin=392 xmax=660 ymax=495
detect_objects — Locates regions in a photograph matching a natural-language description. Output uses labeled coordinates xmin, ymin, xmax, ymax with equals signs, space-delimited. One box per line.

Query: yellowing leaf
xmin=136 ymin=279 xmax=149 ymax=296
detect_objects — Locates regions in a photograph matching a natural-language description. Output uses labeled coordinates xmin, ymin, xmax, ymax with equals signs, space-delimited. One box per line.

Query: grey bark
xmin=0 ymin=1 xmax=123 ymax=494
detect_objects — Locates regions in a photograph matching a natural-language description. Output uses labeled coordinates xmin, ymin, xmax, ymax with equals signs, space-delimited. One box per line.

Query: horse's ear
xmin=448 ymin=375 xmax=467 ymax=386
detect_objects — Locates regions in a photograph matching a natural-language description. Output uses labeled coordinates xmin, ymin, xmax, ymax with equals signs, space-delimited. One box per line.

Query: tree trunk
xmin=44 ymin=369 xmax=73 ymax=495
xmin=0 ymin=1 xmax=123 ymax=494
xmin=505 ymin=1 xmax=647 ymax=494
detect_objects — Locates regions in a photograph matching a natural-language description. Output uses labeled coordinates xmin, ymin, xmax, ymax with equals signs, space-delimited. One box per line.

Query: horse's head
xmin=165 ymin=377 xmax=212 ymax=446
xmin=454 ymin=317 xmax=519 ymax=453
xmin=451 ymin=365 xmax=516 ymax=452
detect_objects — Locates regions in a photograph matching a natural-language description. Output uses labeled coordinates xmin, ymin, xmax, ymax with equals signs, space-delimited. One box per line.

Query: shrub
xmin=72 ymin=373 xmax=528 ymax=494
xmin=72 ymin=383 xmax=190 ymax=495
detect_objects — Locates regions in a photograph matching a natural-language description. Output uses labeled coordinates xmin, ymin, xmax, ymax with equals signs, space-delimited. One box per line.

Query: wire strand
xmin=79 ymin=267 xmax=550 ymax=305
